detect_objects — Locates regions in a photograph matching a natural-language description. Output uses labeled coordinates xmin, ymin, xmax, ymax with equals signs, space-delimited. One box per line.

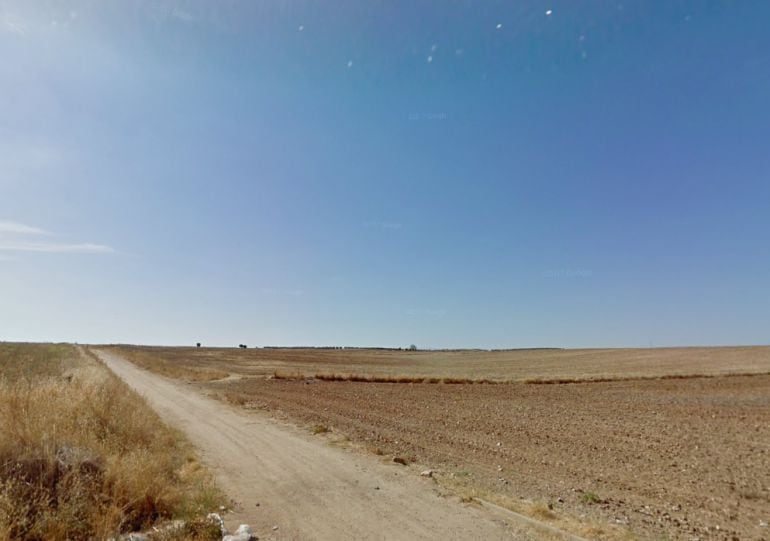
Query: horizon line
xmin=2 ymin=340 xmax=768 ymax=351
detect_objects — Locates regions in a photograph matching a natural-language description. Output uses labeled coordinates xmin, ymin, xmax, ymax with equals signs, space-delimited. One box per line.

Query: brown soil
xmin=206 ymin=374 xmax=770 ymax=541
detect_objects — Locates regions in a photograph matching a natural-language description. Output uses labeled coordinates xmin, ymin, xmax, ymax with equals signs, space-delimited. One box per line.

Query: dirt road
xmin=96 ymin=350 xmax=560 ymax=541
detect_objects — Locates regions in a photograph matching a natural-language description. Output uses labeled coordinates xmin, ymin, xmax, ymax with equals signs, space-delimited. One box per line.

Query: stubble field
xmin=110 ymin=345 xmax=770 ymax=540
xmin=110 ymin=345 xmax=770 ymax=382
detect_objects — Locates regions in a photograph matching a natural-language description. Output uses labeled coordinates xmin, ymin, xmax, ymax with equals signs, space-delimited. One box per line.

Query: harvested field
xmin=108 ymin=345 xmax=770 ymax=383
xmin=111 ymin=346 xmax=229 ymax=382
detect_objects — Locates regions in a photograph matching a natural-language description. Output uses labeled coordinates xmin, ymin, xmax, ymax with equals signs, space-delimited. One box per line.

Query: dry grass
xmin=441 ymin=477 xmax=632 ymax=541
xmin=111 ymin=347 xmax=228 ymax=382
xmin=310 ymin=424 xmax=330 ymax=435
xmin=0 ymin=343 xmax=224 ymax=540
xmin=528 ymin=502 xmax=557 ymax=521
xmin=0 ymin=343 xmax=81 ymax=382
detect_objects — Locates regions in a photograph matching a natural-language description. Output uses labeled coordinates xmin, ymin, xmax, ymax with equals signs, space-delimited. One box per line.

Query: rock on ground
xmin=223 ymin=523 xmax=258 ymax=541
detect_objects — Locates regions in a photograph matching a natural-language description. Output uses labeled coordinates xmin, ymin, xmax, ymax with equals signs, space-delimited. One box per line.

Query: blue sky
xmin=1 ymin=1 xmax=769 ymax=348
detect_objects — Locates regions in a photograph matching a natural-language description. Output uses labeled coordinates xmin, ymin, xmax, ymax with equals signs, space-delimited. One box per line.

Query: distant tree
xmin=408 ymin=344 xmax=418 ymax=351
xmin=196 ymin=342 xmax=201 ymax=348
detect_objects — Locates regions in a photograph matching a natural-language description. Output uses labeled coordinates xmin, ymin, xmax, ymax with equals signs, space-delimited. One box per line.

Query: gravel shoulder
xmin=96 ymin=349 xmax=560 ymax=541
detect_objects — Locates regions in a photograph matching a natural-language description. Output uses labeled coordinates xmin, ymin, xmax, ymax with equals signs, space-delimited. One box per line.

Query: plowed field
xmin=205 ymin=374 xmax=770 ymax=540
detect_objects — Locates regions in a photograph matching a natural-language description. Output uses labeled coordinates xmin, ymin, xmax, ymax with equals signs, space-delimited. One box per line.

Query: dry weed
xmin=0 ymin=344 xmax=223 ymax=540
xmin=273 ymin=371 xmax=499 ymax=385
xmin=111 ymin=348 xmax=228 ymax=382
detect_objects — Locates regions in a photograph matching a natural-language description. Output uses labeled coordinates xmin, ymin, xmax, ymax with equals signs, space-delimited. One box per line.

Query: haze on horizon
xmin=1 ymin=1 xmax=769 ymax=349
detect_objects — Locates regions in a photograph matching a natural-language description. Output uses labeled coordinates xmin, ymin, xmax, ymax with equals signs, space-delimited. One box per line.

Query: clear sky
xmin=1 ymin=1 xmax=769 ymax=348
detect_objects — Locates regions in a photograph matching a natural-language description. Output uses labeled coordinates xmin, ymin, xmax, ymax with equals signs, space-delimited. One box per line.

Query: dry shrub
xmin=0 ymin=350 xmax=222 ymax=541
xmin=528 ymin=502 xmax=557 ymax=521
xmin=223 ymin=393 xmax=248 ymax=406
xmin=272 ymin=371 xmax=305 ymax=381
xmin=152 ymin=517 xmax=223 ymax=541
xmin=275 ymin=371 xmax=501 ymax=385
xmin=439 ymin=377 xmax=464 ymax=384
xmin=311 ymin=424 xmax=330 ymax=435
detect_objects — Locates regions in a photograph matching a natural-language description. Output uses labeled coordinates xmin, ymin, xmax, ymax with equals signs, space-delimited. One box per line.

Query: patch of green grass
xmin=581 ymin=491 xmax=603 ymax=504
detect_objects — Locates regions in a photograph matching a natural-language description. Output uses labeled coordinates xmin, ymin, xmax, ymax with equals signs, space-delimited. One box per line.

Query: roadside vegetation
xmin=0 ymin=343 xmax=224 ymax=541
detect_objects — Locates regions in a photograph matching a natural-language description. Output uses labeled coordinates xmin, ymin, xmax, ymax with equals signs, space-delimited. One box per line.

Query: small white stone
xmin=236 ymin=524 xmax=252 ymax=535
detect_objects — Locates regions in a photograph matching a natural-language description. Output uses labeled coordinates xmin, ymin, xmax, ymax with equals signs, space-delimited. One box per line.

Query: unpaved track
xmin=96 ymin=350 xmax=549 ymax=541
